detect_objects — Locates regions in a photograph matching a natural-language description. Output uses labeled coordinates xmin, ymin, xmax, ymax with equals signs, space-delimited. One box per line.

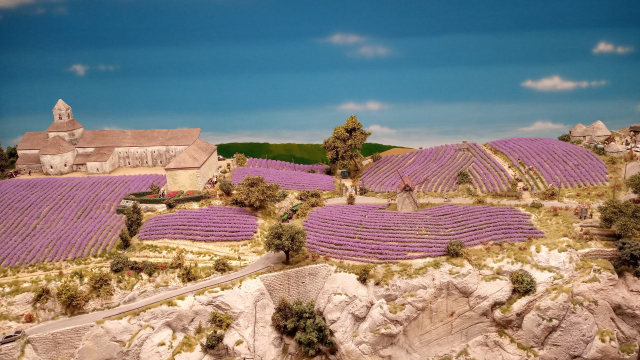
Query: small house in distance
xmin=569 ymin=120 xmax=611 ymax=142
xmin=165 ymin=139 xmax=218 ymax=191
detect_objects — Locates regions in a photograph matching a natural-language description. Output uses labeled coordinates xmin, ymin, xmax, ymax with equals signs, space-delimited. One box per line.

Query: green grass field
xmin=217 ymin=143 xmax=405 ymax=165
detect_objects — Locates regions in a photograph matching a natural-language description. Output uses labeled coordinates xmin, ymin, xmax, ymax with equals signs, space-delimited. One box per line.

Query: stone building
xmin=165 ymin=139 xmax=218 ymax=191
xmin=569 ymin=120 xmax=611 ymax=142
xmin=15 ymin=100 xmax=217 ymax=189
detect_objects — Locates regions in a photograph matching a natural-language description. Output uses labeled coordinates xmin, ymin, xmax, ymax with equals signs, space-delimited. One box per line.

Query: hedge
xmin=121 ymin=192 xmax=209 ymax=206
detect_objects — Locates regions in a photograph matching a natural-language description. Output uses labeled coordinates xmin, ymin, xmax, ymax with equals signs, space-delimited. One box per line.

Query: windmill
xmin=387 ymin=171 xmax=426 ymax=212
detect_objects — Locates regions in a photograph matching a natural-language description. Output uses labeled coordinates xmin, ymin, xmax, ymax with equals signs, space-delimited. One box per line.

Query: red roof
xmin=397 ymin=175 xmax=415 ymax=191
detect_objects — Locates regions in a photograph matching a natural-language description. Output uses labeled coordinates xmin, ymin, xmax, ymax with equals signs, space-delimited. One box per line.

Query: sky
xmin=0 ymin=0 xmax=639 ymax=149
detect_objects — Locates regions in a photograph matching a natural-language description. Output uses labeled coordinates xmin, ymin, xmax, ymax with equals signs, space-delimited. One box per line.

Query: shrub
xmin=149 ymin=183 xmax=161 ymax=194
xmin=347 ymin=193 xmax=356 ymax=205
xmin=88 ymin=271 xmax=114 ymax=298
xmin=170 ymin=250 xmax=186 ymax=269
xmin=56 ymin=282 xmax=87 ymax=312
xmin=264 ymin=223 xmax=306 ymax=264
xmin=529 ymin=200 xmax=544 ymax=209
xmin=272 ymin=297 xmax=294 ymax=335
xmin=110 ymin=253 xmax=129 ymax=273
xmin=473 ymin=197 xmax=487 ymax=205
xmin=165 ymin=199 xmax=177 ymax=209
xmin=297 ymin=189 xmax=322 ymax=202
xmin=218 ymin=177 xmax=234 ymax=196
xmin=235 ymin=153 xmax=248 ymax=167
xmin=178 ymin=264 xmax=198 ymax=283
xmin=210 ymin=310 xmax=233 ymax=331
xmin=510 ymin=270 xmax=537 ymax=295
xmin=125 ymin=202 xmax=143 ymax=237
xmin=213 ymin=257 xmax=231 ymax=274
xmin=201 ymin=330 xmax=225 ymax=351
xmin=371 ymin=152 xmax=382 ymax=162
xmin=119 ymin=229 xmax=131 ymax=250
xmin=456 ymin=170 xmax=472 ymax=185
xmin=32 ymin=285 xmax=52 ymax=305
xmin=539 ymin=187 xmax=558 ymax=201
xmin=141 ymin=261 xmax=158 ymax=277
xmin=291 ymin=300 xmax=334 ymax=356
xmin=276 ymin=189 xmax=289 ymax=202
xmin=232 ymin=175 xmax=280 ymax=209
xmin=599 ymin=199 xmax=640 ymax=238
xmin=23 ymin=312 xmax=34 ymax=323
xmin=616 ymin=239 xmax=640 ymax=270
xmin=558 ymin=133 xmax=571 ymax=142
xmin=357 ymin=265 xmax=373 ymax=284
xmin=295 ymin=203 xmax=312 ymax=218
xmin=626 ymin=173 xmax=640 ymax=195
xmin=445 ymin=240 xmax=464 ymax=258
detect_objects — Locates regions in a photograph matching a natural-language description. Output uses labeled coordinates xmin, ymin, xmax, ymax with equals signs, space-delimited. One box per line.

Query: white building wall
xmin=196 ymin=150 xmax=219 ymax=189
xmin=115 ymin=145 xmax=188 ymax=168
xmin=48 ymin=128 xmax=84 ymax=145
xmin=87 ymin=150 xmax=118 ymax=174
xmin=40 ymin=150 xmax=76 ymax=175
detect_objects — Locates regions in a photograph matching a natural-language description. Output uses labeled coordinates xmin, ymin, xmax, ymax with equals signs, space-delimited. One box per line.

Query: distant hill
xmin=217 ymin=142 xmax=407 ymax=165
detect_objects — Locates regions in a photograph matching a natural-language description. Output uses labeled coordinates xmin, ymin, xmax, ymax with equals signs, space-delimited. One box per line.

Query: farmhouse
xmin=15 ymin=99 xmax=218 ymax=190
xmin=569 ymin=120 xmax=611 ymax=142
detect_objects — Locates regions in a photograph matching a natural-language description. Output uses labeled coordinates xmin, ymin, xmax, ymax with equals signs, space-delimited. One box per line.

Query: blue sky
xmin=1 ymin=0 xmax=639 ymax=148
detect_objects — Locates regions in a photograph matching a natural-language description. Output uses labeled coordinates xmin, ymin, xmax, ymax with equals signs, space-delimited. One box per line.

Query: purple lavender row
xmin=246 ymin=158 xmax=329 ymax=174
xmin=137 ymin=206 xmax=258 ymax=242
xmin=231 ymin=167 xmax=335 ymax=191
xmin=0 ymin=174 xmax=165 ymax=266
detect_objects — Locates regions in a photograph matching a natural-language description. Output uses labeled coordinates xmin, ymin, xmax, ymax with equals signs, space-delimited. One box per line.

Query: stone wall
xmin=27 ymin=323 xmax=94 ymax=360
xmin=48 ymin=128 xmax=84 ymax=146
xmin=87 ymin=150 xmax=118 ymax=174
xmin=196 ymin=149 xmax=218 ymax=189
xmin=72 ymin=164 xmax=87 ymax=172
xmin=166 ymin=169 xmax=198 ymax=191
xmin=114 ymin=145 xmax=187 ymax=168
xmin=40 ymin=150 xmax=76 ymax=175
xmin=260 ymin=264 xmax=333 ymax=304
xmin=578 ymin=248 xmax=620 ymax=262
xmin=16 ymin=164 xmax=43 ymax=173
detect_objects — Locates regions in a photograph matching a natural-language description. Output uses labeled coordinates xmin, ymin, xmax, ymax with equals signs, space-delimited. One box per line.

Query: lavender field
xmin=246 ymin=158 xmax=329 ymax=174
xmin=232 ymin=167 xmax=335 ymax=191
xmin=304 ymin=204 xmax=544 ymax=262
xmin=138 ymin=206 xmax=258 ymax=242
xmin=487 ymin=137 xmax=608 ymax=188
xmin=360 ymin=143 xmax=512 ymax=193
xmin=0 ymin=175 xmax=165 ymax=266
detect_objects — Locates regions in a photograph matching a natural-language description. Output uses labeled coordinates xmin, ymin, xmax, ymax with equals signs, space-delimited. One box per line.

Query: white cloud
xmin=366 ymin=124 xmax=396 ymax=134
xmin=0 ymin=0 xmax=34 ymax=8
xmin=519 ymin=120 xmax=566 ymax=132
xmin=338 ymin=101 xmax=388 ymax=112
xmin=323 ymin=33 xmax=365 ymax=45
xmin=521 ymin=76 xmax=607 ymax=91
xmin=97 ymin=64 xmax=117 ymax=72
xmin=592 ymin=41 xmax=633 ymax=54
xmin=68 ymin=64 xmax=89 ymax=76
xmin=352 ymin=45 xmax=390 ymax=58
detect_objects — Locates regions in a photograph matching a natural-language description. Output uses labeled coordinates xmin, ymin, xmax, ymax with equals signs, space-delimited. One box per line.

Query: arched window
xmin=58 ymin=115 xmax=62 ymax=120
xmin=67 ymin=114 xmax=70 ymax=119
xmin=64 ymin=164 xmax=67 ymax=167
xmin=50 ymin=165 xmax=53 ymax=169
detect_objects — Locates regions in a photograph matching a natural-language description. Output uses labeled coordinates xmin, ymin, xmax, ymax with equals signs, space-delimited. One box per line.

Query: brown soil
xmin=379 ymin=148 xmax=416 ymax=157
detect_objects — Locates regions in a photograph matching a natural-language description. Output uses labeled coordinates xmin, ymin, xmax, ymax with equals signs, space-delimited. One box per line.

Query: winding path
xmin=25 ymin=252 xmax=284 ymax=336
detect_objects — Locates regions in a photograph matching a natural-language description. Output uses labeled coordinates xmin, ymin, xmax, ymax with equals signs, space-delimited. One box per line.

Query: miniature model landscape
xmin=1 ymin=105 xmax=640 ymax=360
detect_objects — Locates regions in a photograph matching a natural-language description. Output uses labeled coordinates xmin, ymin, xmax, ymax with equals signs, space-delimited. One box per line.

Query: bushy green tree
xmin=322 ymin=115 xmax=371 ymax=170
xmin=201 ymin=330 xmax=224 ymax=351
xmin=456 ymin=170 xmax=471 ymax=185
xmin=264 ymin=223 xmax=306 ymax=264
xmin=125 ymin=202 xmax=143 ymax=237
xmin=218 ymin=177 xmax=234 ymax=196
xmin=32 ymin=285 xmax=52 ymax=305
xmin=558 ymin=134 xmax=571 ymax=142
xmin=0 ymin=142 xmax=8 ymax=177
xmin=510 ymin=270 xmax=537 ymax=295
xmin=371 ymin=152 xmax=382 ymax=162
xmin=626 ymin=173 xmax=640 ymax=195
xmin=56 ymin=282 xmax=87 ymax=312
xmin=276 ymin=189 xmax=289 ymax=202
xmin=88 ymin=271 xmax=114 ymax=298
xmin=170 ymin=249 xmax=186 ymax=269
xmin=235 ymin=153 xmax=247 ymax=167
xmin=213 ymin=257 xmax=231 ymax=273
xmin=445 ymin=240 xmax=465 ymax=258
xmin=210 ymin=310 xmax=233 ymax=331
xmin=110 ymin=253 xmax=129 ymax=273
xmin=272 ymin=297 xmax=294 ymax=334
xmin=616 ymin=239 xmax=640 ymax=271
xmin=119 ymin=229 xmax=131 ymax=250
xmin=178 ymin=264 xmax=198 ymax=283
xmin=232 ymin=175 xmax=279 ymax=209
xmin=149 ymin=183 xmax=161 ymax=194
xmin=141 ymin=261 xmax=158 ymax=277
xmin=599 ymin=199 xmax=640 ymax=238
xmin=271 ymin=299 xmax=333 ymax=356
xmin=347 ymin=193 xmax=356 ymax=205
xmin=357 ymin=265 xmax=373 ymax=284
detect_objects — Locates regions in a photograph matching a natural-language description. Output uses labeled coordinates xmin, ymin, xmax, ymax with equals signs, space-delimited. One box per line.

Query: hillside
xmin=217 ymin=142 xmax=405 ymax=165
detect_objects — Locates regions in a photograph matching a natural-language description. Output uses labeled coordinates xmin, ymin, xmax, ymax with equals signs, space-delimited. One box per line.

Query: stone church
xmin=16 ymin=99 xmax=218 ymax=190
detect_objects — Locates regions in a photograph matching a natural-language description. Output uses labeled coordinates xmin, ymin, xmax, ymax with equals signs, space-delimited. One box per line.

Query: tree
xmin=110 ymin=252 xmax=129 ymax=273
xmin=125 ymin=202 xmax=143 ymax=237
xmin=170 ymin=249 xmax=186 ymax=269
xmin=264 ymin=223 xmax=306 ymax=264
xmin=456 ymin=170 xmax=471 ymax=185
xmin=626 ymin=173 xmax=640 ymax=195
xmin=510 ymin=270 xmax=537 ymax=295
xmin=271 ymin=299 xmax=334 ymax=357
xmin=88 ymin=271 xmax=114 ymax=298
xmin=371 ymin=152 xmax=382 ymax=162
xmin=445 ymin=240 xmax=464 ymax=257
xmin=235 ymin=153 xmax=247 ymax=167
xmin=218 ymin=177 xmax=234 ymax=196
xmin=233 ymin=175 xmax=279 ymax=209
xmin=616 ymin=239 xmax=640 ymax=271
xmin=272 ymin=297 xmax=294 ymax=334
xmin=178 ymin=264 xmax=198 ymax=283
xmin=0 ymin=142 xmax=8 ymax=174
xmin=347 ymin=193 xmax=356 ymax=205
xmin=119 ymin=229 xmax=131 ymax=250
xmin=149 ymin=183 xmax=161 ymax=194
xmin=357 ymin=265 xmax=373 ymax=284
xmin=201 ymin=330 xmax=225 ymax=351
xmin=599 ymin=199 xmax=640 ymax=238
xmin=5 ymin=145 xmax=17 ymax=166
xmin=32 ymin=286 xmax=52 ymax=305
xmin=558 ymin=134 xmax=571 ymax=142
xmin=56 ymin=282 xmax=87 ymax=312
xmin=322 ymin=115 xmax=371 ymax=171
xmin=213 ymin=257 xmax=231 ymax=273
xmin=210 ymin=310 xmax=233 ymax=331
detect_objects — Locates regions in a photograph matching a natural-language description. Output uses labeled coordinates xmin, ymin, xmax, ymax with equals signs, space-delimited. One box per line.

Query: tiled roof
xmin=397 ymin=175 xmax=415 ymax=191
xmin=87 ymin=147 xmax=115 ymax=162
xmin=76 ymin=129 xmax=201 ymax=148
xmin=165 ymin=139 xmax=217 ymax=170
xmin=39 ymin=136 xmax=75 ymax=155
xmin=15 ymin=153 xmax=41 ymax=165
xmin=73 ymin=153 xmax=92 ymax=165
xmin=17 ymin=132 xmax=48 ymax=151
xmin=46 ymin=119 xmax=83 ymax=132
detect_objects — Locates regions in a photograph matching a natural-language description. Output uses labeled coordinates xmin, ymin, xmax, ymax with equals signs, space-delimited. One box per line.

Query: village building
xmin=165 ymin=139 xmax=218 ymax=191
xmin=15 ymin=99 xmax=218 ymax=190
xmin=604 ymin=142 xmax=625 ymax=157
xmin=569 ymin=120 xmax=611 ymax=142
